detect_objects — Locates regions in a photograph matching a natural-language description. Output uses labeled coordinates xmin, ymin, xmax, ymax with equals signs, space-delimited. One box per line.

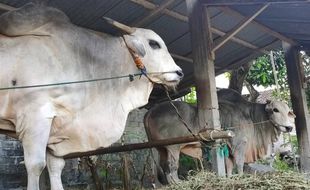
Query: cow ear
xmin=123 ymin=35 xmax=146 ymax=57
xmin=265 ymin=100 xmax=273 ymax=112
xmin=289 ymin=111 xmax=296 ymax=118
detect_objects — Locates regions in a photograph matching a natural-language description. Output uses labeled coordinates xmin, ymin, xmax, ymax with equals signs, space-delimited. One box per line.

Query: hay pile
xmin=163 ymin=171 xmax=310 ymax=190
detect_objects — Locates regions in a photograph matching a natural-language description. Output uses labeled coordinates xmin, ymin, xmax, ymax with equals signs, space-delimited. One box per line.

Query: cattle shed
xmin=1 ymin=0 xmax=310 ymax=177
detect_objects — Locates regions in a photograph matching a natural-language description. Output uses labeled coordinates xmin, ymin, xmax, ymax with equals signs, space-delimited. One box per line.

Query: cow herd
xmin=0 ymin=3 xmax=296 ymax=190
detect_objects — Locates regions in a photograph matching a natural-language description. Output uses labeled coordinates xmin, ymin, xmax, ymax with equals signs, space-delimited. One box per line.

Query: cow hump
xmin=0 ymin=3 xmax=70 ymax=36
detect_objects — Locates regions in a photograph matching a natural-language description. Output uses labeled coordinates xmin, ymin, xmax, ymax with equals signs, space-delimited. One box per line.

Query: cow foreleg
xmin=225 ymin=157 xmax=234 ymax=177
xmin=46 ymin=152 xmax=65 ymax=190
xmin=234 ymin=138 xmax=247 ymax=175
xmin=166 ymin=147 xmax=180 ymax=184
xmin=22 ymin=122 xmax=51 ymax=190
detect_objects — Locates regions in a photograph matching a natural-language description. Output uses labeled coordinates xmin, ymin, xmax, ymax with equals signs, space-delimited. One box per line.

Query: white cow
xmin=0 ymin=3 xmax=183 ymax=190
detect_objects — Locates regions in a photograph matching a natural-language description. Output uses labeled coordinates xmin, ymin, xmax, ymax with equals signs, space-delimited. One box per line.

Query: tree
xmin=247 ymin=51 xmax=290 ymax=101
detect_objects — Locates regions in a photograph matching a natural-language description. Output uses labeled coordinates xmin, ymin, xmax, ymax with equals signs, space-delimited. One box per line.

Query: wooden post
xmin=283 ymin=42 xmax=310 ymax=172
xmin=186 ymin=0 xmax=226 ymax=176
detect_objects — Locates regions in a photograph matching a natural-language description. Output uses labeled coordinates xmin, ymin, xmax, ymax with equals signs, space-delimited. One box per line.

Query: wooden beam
xmin=0 ymin=2 xmax=16 ymax=11
xmin=171 ymin=53 xmax=193 ymax=63
xmin=132 ymin=0 xmax=176 ymax=27
xmin=257 ymin=17 xmax=310 ymax=24
xmin=130 ymin=0 xmax=268 ymax=53
xmin=283 ymin=42 xmax=310 ymax=172
xmin=219 ymin=6 xmax=297 ymax=45
xmin=211 ymin=27 xmax=268 ymax=54
xmin=186 ymin=0 xmax=225 ymax=176
xmin=202 ymin=0 xmax=310 ymax=5
xmin=212 ymin=3 xmax=270 ymax=52
xmin=219 ymin=40 xmax=279 ymax=73
xmin=64 ymin=130 xmax=234 ymax=159
xmin=130 ymin=0 xmax=188 ymax=22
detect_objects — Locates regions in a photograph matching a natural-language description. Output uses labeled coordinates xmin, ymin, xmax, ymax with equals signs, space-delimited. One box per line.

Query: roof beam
xmin=130 ymin=0 xmax=188 ymax=22
xmin=0 ymin=3 xmax=16 ymax=11
xmin=219 ymin=6 xmax=297 ymax=45
xmin=132 ymin=0 xmax=176 ymax=27
xmin=171 ymin=53 xmax=193 ymax=63
xmin=202 ymin=0 xmax=310 ymax=5
xmin=219 ymin=40 xmax=279 ymax=73
xmin=257 ymin=17 xmax=310 ymax=24
xmin=212 ymin=3 xmax=269 ymax=52
xmin=130 ymin=0 xmax=267 ymax=54
xmin=210 ymin=27 xmax=268 ymax=54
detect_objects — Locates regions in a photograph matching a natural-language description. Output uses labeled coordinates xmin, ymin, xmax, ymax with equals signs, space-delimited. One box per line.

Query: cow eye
xmin=149 ymin=40 xmax=161 ymax=49
xmin=273 ymin=108 xmax=279 ymax=112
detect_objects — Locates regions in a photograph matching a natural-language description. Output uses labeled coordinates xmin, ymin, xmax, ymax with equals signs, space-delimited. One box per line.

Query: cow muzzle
xmin=279 ymin=125 xmax=293 ymax=133
xmin=161 ymin=70 xmax=183 ymax=86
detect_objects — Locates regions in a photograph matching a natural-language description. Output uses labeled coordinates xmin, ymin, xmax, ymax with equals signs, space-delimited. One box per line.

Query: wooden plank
xmin=202 ymin=0 xmax=310 ymax=5
xmin=186 ymin=0 xmax=225 ymax=176
xmin=0 ymin=3 xmax=16 ymax=11
xmin=171 ymin=53 xmax=193 ymax=63
xmin=211 ymin=27 xmax=268 ymax=54
xmin=283 ymin=42 xmax=310 ymax=172
xmin=132 ymin=0 xmax=175 ymax=27
xmin=64 ymin=130 xmax=234 ymax=159
xmin=212 ymin=4 xmax=269 ymax=52
xmin=218 ymin=40 xmax=279 ymax=73
xmin=219 ymin=7 xmax=297 ymax=45
xmin=130 ymin=0 xmax=189 ymax=22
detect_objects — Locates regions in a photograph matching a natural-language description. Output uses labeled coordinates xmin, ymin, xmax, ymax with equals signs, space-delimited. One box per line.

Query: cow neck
xmin=250 ymin=103 xmax=279 ymax=142
xmin=250 ymin=103 xmax=270 ymax=124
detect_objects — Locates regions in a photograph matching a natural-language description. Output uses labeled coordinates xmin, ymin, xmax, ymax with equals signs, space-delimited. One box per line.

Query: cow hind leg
xmin=46 ymin=152 xmax=65 ymax=190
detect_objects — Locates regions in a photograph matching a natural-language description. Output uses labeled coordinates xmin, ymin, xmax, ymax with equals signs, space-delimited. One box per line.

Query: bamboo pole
xmin=64 ymin=130 xmax=234 ymax=159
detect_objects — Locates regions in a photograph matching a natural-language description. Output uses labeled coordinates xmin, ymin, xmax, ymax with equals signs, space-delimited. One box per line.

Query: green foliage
xmin=273 ymin=154 xmax=292 ymax=172
xmin=246 ymin=51 xmax=287 ymax=88
xmin=184 ymin=87 xmax=197 ymax=104
xmin=246 ymin=51 xmax=291 ymax=102
xmin=179 ymin=154 xmax=197 ymax=170
xmin=99 ymin=168 xmax=108 ymax=178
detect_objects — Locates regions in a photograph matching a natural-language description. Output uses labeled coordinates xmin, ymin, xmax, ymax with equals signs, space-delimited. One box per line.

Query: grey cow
xmin=144 ymin=89 xmax=295 ymax=184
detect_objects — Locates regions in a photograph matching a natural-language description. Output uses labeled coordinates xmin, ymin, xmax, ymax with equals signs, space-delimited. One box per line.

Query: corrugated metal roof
xmin=0 ymin=0 xmax=309 ymax=100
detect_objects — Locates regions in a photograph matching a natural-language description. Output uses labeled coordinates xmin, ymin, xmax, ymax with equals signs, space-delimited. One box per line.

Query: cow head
xmin=265 ymin=100 xmax=296 ymax=133
xmin=104 ymin=17 xmax=183 ymax=88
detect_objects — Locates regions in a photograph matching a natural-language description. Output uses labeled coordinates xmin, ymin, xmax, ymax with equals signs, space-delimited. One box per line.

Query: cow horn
xmin=103 ymin=17 xmax=135 ymax=34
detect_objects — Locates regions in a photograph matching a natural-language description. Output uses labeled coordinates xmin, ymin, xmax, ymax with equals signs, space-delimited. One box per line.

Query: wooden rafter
xmin=130 ymin=0 xmax=269 ymax=54
xmin=219 ymin=40 xmax=279 ymax=73
xmin=0 ymin=2 xmax=16 ymax=11
xmin=219 ymin=6 xmax=296 ymax=45
xmin=132 ymin=0 xmax=175 ymax=27
xmin=212 ymin=3 xmax=270 ymax=52
xmin=171 ymin=53 xmax=193 ymax=63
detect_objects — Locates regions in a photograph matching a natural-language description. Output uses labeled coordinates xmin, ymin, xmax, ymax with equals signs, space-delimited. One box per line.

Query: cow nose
xmin=176 ymin=70 xmax=184 ymax=78
xmin=285 ymin=126 xmax=293 ymax=132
